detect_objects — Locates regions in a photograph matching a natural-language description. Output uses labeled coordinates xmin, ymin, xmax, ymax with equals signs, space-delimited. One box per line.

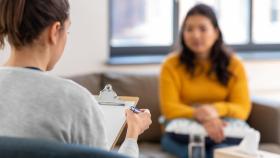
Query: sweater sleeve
xmin=213 ymin=58 xmax=251 ymax=120
xmin=160 ymin=61 xmax=195 ymax=120
xmin=118 ymin=138 xmax=139 ymax=158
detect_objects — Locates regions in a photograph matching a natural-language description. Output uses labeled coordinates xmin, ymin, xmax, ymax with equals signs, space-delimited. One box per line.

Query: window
xmin=110 ymin=0 xmax=175 ymax=56
xmin=111 ymin=0 xmax=173 ymax=47
xmin=253 ymin=0 xmax=280 ymax=44
xmin=109 ymin=0 xmax=280 ymax=58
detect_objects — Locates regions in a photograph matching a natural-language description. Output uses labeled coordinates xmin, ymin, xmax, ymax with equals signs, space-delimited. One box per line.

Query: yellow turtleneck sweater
xmin=159 ymin=53 xmax=251 ymax=121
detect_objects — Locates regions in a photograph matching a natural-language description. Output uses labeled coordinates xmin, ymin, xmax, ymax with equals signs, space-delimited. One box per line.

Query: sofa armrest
xmin=248 ymin=97 xmax=280 ymax=145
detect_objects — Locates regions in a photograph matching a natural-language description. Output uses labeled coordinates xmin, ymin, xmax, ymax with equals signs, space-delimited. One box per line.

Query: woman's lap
xmin=161 ymin=133 xmax=241 ymax=158
xmin=161 ymin=118 xmax=246 ymax=158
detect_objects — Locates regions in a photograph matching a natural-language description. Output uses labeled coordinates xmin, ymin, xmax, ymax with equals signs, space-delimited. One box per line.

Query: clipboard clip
xmin=96 ymin=84 xmax=125 ymax=106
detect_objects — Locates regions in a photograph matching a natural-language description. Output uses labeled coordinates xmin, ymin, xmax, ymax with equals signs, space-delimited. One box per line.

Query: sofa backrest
xmin=69 ymin=73 xmax=102 ymax=95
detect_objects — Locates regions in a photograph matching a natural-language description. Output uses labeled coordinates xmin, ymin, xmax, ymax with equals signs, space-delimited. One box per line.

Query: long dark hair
xmin=179 ymin=4 xmax=232 ymax=86
xmin=0 ymin=0 xmax=70 ymax=49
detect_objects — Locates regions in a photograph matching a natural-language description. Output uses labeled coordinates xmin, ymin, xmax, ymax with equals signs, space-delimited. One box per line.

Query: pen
xmin=98 ymin=102 xmax=125 ymax=106
xmin=129 ymin=106 xmax=141 ymax=113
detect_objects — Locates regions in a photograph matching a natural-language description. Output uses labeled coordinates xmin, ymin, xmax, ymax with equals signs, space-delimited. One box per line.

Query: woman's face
xmin=183 ymin=15 xmax=218 ymax=59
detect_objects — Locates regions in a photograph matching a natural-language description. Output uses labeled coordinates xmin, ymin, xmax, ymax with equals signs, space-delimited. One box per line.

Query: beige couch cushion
xmin=260 ymin=143 xmax=280 ymax=154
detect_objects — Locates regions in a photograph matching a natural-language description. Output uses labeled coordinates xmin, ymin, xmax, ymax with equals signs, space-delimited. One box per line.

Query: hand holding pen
xmin=125 ymin=108 xmax=152 ymax=139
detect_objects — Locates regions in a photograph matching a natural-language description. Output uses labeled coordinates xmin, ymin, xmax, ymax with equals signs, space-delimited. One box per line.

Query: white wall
xmin=55 ymin=0 xmax=109 ymax=76
xmin=0 ymin=0 xmax=109 ymax=76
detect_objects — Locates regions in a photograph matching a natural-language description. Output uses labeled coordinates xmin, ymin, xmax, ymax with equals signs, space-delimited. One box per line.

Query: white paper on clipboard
xmin=94 ymin=84 xmax=139 ymax=149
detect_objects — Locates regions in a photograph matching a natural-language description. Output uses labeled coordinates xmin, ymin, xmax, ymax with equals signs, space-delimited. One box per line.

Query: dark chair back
xmin=0 ymin=137 xmax=129 ymax=158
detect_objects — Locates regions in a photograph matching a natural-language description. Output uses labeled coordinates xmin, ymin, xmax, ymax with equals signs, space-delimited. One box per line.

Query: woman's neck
xmin=196 ymin=55 xmax=210 ymax=64
xmin=4 ymin=46 xmax=50 ymax=71
xmin=196 ymin=51 xmax=210 ymax=61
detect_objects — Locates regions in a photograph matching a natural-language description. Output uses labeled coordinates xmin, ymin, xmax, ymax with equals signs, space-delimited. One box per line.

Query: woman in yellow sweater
xmin=160 ymin=4 xmax=251 ymax=158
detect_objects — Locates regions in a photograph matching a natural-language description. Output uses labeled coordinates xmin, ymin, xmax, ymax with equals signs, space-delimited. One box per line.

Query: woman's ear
xmin=49 ymin=22 xmax=62 ymax=45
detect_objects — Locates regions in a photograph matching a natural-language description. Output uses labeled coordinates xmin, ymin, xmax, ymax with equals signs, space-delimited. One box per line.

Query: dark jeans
xmin=161 ymin=133 xmax=241 ymax=158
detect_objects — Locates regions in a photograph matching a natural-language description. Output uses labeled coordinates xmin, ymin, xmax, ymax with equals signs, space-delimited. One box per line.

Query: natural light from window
xmin=253 ymin=0 xmax=280 ymax=44
xmin=111 ymin=0 xmax=173 ymax=47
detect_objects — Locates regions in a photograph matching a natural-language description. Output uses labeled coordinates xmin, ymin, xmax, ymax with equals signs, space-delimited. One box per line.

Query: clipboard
xmin=94 ymin=84 xmax=139 ymax=149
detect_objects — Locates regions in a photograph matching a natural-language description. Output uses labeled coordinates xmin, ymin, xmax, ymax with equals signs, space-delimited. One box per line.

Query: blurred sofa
xmin=69 ymin=72 xmax=280 ymax=158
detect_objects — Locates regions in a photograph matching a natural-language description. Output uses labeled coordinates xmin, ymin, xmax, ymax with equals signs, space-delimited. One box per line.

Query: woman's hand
xmin=202 ymin=118 xmax=227 ymax=143
xmin=194 ymin=105 xmax=218 ymax=123
xmin=125 ymin=109 xmax=152 ymax=139
xmin=194 ymin=105 xmax=226 ymax=143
